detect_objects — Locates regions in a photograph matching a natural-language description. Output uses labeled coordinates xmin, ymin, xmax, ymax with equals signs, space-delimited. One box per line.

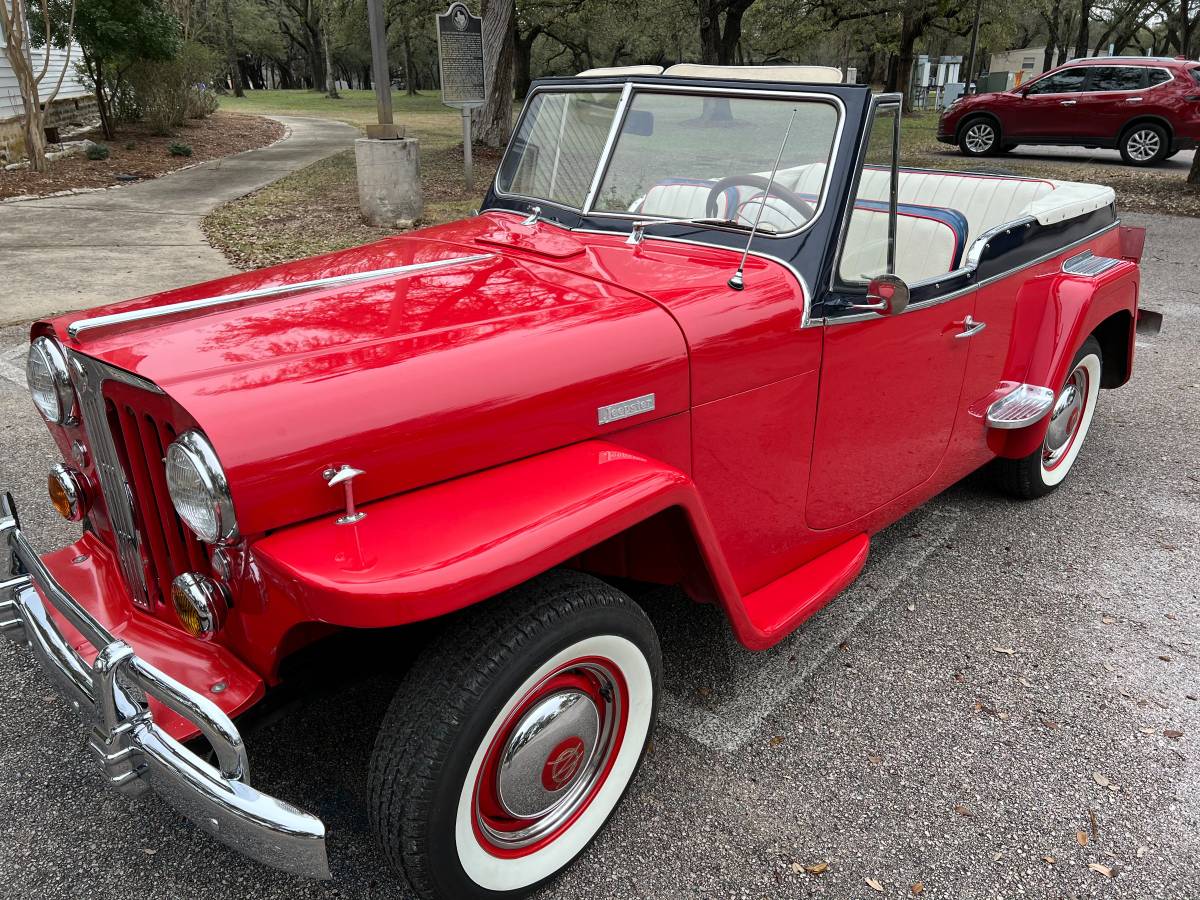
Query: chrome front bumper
xmin=0 ymin=494 xmax=330 ymax=879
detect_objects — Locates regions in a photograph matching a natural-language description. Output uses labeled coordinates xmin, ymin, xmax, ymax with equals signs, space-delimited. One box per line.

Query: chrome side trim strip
xmin=67 ymin=254 xmax=496 ymax=339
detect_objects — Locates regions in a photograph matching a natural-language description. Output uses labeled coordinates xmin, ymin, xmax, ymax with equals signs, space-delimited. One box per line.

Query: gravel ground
xmin=0 ymin=211 xmax=1197 ymax=899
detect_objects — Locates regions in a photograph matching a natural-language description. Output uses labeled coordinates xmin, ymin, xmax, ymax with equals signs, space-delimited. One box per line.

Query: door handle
xmin=1125 ymin=96 xmax=1144 ymax=103
xmin=1060 ymin=99 xmax=1077 ymax=106
xmin=955 ymin=315 xmax=987 ymax=339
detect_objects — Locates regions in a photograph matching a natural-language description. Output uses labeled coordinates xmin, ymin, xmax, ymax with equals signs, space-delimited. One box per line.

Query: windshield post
xmin=581 ymin=82 xmax=633 ymax=214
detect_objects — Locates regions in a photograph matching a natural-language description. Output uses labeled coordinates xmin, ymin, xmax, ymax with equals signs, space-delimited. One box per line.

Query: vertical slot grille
xmin=105 ymin=398 xmax=209 ymax=608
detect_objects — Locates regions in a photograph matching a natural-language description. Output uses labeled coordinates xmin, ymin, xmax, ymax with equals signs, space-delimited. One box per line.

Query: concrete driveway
xmin=929 ymin=143 xmax=1196 ymax=173
xmin=0 ymin=211 xmax=1196 ymax=900
xmin=0 ymin=115 xmax=358 ymax=325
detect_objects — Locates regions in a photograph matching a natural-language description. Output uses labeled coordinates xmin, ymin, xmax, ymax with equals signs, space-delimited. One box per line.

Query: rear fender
xmin=989 ymin=260 xmax=1138 ymax=459
xmin=252 ymin=441 xmax=764 ymax=644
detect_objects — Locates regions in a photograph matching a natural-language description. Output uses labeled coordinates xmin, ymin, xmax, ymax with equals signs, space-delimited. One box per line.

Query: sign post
xmin=436 ymin=2 xmax=486 ymax=192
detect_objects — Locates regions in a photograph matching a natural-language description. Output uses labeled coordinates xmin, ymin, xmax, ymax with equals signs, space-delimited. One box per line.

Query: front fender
xmin=989 ymin=260 xmax=1138 ymax=459
xmin=251 ymin=441 xmax=743 ymax=632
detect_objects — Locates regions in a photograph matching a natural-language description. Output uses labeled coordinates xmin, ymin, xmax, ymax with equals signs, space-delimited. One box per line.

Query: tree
xmin=697 ymin=0 xmax=755 ymax=64
xmin=471 ymin=0 xmax=514 ymax=148
xmin=221 ymin=0 xmax=246 ymax=96
xmin=2 ymin=0 xmax=77 ymax=170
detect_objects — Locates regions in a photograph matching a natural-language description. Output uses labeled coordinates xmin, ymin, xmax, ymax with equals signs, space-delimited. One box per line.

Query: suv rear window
xmin=1192 ymin=68 xmax=1200 ymax=86
xmin=1147 ymin=69 xmax=1172 ymax=86
xmin=1088 ymin=66 xmax=1147 ymax=92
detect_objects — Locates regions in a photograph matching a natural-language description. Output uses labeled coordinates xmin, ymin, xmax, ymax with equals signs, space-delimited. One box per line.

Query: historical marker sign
xmin=436 ymin=3 xmax=486 ymax=109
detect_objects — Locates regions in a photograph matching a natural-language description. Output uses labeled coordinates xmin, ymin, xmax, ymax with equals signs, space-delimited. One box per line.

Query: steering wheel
xmin=706 ymin=174 xmax=817 ymax=224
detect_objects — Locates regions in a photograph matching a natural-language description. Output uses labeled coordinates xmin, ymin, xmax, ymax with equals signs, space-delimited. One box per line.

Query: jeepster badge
xmin=597 ymin=393 xmax=655 ymax=426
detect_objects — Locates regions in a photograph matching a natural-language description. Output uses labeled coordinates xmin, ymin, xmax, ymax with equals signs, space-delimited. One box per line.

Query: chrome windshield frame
xmin=493 ymin=80 xmax=847 ymax=239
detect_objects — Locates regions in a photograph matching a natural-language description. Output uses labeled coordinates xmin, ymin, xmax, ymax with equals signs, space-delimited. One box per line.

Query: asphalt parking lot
xmin=0 ymin=209 xmax=1197 ymax=900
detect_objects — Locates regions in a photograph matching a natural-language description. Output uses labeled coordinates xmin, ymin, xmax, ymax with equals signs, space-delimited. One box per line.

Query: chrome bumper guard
xmin=0 ymin=495 xmax=330 ymax=879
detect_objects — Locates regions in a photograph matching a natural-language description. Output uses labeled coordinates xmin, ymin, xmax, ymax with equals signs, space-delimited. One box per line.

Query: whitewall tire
xmin=368 ymin=571 xmax=661 ymax=900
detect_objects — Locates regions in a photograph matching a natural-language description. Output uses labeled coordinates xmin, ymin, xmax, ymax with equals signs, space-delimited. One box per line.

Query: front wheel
xmin=958 ymin=117 xmax=1001 ymax=157
xmin=368 ymin=570 xmax=661 ymax=899
xmin=993 ymin=337 xmax=1102 ymax=499
xmin=1119 ymin=123 xmax=1170 ymax=166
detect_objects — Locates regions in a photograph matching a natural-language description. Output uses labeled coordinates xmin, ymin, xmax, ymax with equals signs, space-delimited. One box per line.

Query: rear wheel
xmin=1119 ymin=123 xmax=1170 ymax=166
xmin=959 ymin=117 xmax=1001 ymax=157
xmin=993 ymin=337 xmax=1102 ymax=499
xmin=368 ymin=570 xmax=661 ymax=899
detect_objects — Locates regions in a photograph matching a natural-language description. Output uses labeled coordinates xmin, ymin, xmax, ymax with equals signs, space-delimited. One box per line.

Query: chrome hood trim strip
xmin=67 ymin=254 xmax=496 ymax=339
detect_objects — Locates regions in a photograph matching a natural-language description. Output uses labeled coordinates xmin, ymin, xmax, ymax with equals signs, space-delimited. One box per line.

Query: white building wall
xmin=1 ymin=1 xmax=91 ymax=121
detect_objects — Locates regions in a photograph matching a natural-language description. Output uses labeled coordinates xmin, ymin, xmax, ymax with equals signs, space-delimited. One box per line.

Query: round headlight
xmin=26 ymin=337 xmax=77 ymax=425
xmin=165 ymin=430 xmax=238 ymax=544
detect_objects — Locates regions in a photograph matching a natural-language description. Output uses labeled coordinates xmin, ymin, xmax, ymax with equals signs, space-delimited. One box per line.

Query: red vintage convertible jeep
xmin=2 ymin=64 xmax=1143 ymax=898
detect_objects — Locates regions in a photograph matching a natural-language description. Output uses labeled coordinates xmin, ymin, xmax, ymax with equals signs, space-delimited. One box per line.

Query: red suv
xmin=939 ymin=56 xmax=1200 ymax=166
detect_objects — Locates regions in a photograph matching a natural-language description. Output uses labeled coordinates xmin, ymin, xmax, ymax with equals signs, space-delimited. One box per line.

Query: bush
xmin=187 ymin=83 xmax=219 ymax=120
xmin=86 ymin=143 xmax=110 ymax=160
xmin=129 ymin=42 xmax=220 ymax=134
xmin=168 ymin=142 xmax=193 ymax=157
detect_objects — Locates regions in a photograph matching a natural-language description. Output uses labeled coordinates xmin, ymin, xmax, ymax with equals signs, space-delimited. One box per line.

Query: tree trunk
xmin=471 ymin=0 xmax=515 ymax=148
xmin=402 ymin=28 xmax=417 ymax=96
xmin=221 ymin=0 xmax=245 ymax=97
xmin=1043 ymin=0 xmax=1061 ymax=72
xmin=322 ymin=21 xmax=339 ymax=97
xmin=889 ymin=12 xmax=923 ymax=113
xmin=1074 ymin=0 xmax=1092 ymax=59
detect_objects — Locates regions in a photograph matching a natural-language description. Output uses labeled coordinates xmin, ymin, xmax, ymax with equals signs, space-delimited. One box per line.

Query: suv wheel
xmin=1119 ymin=123 xmax=1169 ymax=166
xmin=368 ymin=570 xmax=662 ymax=899
xmin=959 ymin=117 xmax=1000 ymax=157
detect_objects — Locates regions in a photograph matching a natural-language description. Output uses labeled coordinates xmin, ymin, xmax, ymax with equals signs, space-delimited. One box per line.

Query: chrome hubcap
xmin=1127 ymin=129 xmax=1160 ymax=161
xmin=965 ymin=123 xmax=994 ymax=153
xmin=1043 ymin=368 xmax=1087 ymax=466
xmin=475 ymin=660 xmax=623 ymax=851
xmin=497 ymin=690 xmax=599 ymax=818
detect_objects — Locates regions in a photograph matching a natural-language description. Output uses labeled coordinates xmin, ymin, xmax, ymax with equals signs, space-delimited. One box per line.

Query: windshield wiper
xmin=625 ymin=216 xmax=777 ymax=245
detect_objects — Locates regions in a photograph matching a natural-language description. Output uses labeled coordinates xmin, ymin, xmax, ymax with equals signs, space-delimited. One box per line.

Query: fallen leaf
xmin=868 ymin=754 xmax=884 ymax=766
xmin=1102 ymin=616 xmax=1116 ymax=624
xmin=954 ymin=803 xmax=973 ymax=817
xmin=790 ymin=862 xmax=804 ymax=874
xmin=1136 ymin=846 xmax=1148 ymax=858
xmin=1042 ymin=719 xmax=1060 ymax=729
xmin=1043 ymin=855 xmax=1056 ymax=864
xmin=1159 ymin=655 xmax=1172 ymax=662
xmin=1018 ymin=676 xmax=1033 ymax=688
xmin=1102 ymin=660 xmax=1115 ymax=672
xmin=1163 ymin=729 xmax=1184 ymax=740
xmin=1077 ymin=830 xmax=1089 ymax=847
xmin=906 ymin=603 xmax=916 ymax=612
xmin=1139 ymin=727 xmax=1156 ymax=735
xmin=866 ymin=877 xmax=885 ymax=893
xmin=1092 ymin=772 xmax=1111 ymax=787
xmin=993 ymin=646 xmax=1016 ymax=655
xmin=1088 ymin=863 xmax=1116 ymax=878
xmin=768 ymin=736 xmax=785 ymax=747
xmin=993 ymin=850 xmax=1003 ymax=861
xmin=804 ymin=862 xmax=829 ymax=875
xmin=140 ymin=848 xmax=157 ymax=855
xmin=911 ymin=882 xmax=925 ymax=895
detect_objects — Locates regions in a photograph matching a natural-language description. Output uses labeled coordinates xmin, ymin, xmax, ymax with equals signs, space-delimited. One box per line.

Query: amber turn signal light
xmin=171 ymin=572 xmax=227 ymax=639
xmin=47 ymin=464 xmax=88 ymax=522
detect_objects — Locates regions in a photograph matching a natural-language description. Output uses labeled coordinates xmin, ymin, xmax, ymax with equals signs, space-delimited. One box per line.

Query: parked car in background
xmin=4 ymin=63 xmax=1145 ymax=899
xmin=939 ymin=56 xmax=1200 ymax=165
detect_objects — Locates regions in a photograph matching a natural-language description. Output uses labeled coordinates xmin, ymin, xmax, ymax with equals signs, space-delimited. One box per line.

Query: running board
xmin=739 ymin=534 xmax=869 ymax=649
xmin=985 ymin=383 xmax=1055 ymax=430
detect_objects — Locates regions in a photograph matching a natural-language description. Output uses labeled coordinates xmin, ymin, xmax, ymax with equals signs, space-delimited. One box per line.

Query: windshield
xmin=496 ymin=88 xmax=842 ymax=234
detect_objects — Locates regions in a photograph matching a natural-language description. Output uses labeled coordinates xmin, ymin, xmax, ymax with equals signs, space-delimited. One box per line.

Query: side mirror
xmin=852 ymin=274 xmax=910 ymax=315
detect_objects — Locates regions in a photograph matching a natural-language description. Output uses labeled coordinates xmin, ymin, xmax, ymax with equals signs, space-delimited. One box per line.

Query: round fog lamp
xmin=48 ymin=464 xmax=89 ymax=521
xmin=171 ymin=572 xmax=228 ymax=639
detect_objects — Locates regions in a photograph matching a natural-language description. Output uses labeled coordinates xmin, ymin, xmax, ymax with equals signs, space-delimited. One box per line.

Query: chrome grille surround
xmin=67 ymin=351 xmax=163 ymax=610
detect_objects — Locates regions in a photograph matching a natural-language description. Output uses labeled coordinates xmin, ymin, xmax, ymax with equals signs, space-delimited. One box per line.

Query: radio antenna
xmin=728 ymin=107 xmax=797 ymax=291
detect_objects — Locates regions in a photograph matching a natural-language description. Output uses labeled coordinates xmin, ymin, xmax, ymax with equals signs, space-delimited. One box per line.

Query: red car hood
xmin=44 ymin=225 xmax=689 ymax=534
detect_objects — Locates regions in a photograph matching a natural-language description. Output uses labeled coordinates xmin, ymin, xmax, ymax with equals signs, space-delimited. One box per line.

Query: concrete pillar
xmin=355 ymin=138 xmax=423 ymax=227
